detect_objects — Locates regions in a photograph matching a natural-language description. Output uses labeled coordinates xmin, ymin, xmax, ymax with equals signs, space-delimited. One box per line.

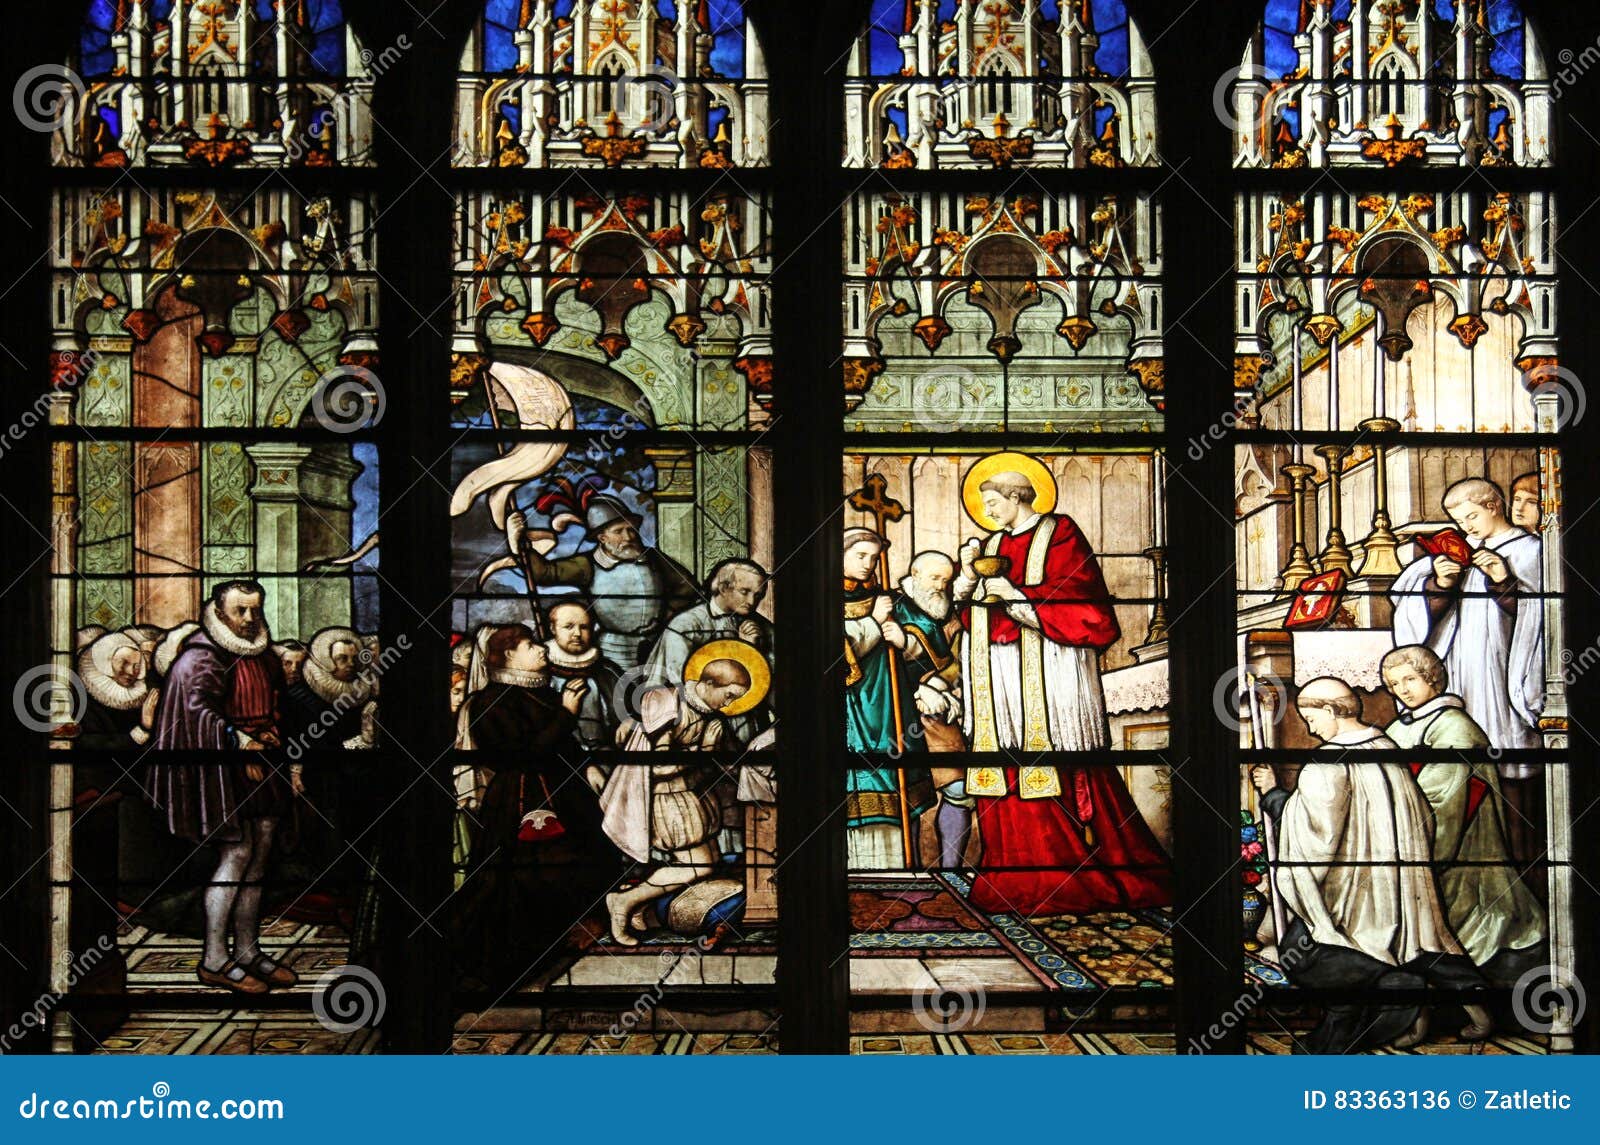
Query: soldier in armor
xmin=505 ymin=493 xmax=698 ymax=671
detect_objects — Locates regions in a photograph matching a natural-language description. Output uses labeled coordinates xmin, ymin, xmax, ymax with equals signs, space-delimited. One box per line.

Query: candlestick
xmin=1313 ymin=443 xmax=1353 ymax=575
xmin=1143 ymin=546 xmax=1169 ymax=644
xmin=1291 ymin=322 xmax=1305 ymax=463
xmin=1278 ymin=462 xmax=1317 ymax=592
xmin=1151 ymin=452 xmax=1166 ymax=549
xmin=1372 ymin=316 xmax=1386 ymax=420
xmin=1327 ymin=330 xmax=1340 ymax=431
xmin=1355 ymin=417 xmax=1402 ymax=577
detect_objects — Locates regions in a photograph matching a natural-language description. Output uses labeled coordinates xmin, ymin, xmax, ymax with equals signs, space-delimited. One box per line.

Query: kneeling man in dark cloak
xmin=453 ymin=624 xmax=621 ymax=991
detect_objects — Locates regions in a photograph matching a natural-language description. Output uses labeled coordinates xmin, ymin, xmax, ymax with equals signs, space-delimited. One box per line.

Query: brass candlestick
xmin=1312 ymin=443 xmax=1353 ymax=576
xmin=1355 ymin=416 xmax=1402 ymax=578
xmin=1143 ymin=546 xmax=1169 ymax=644
xmin=1278 ymin=462 xmax=1317 ymax=591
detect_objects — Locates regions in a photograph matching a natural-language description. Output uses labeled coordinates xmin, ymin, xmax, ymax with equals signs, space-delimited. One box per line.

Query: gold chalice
xmin=970 ymin=555 xmax=1012 ymax=604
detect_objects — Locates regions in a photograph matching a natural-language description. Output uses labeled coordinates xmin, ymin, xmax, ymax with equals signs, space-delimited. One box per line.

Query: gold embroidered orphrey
xmin=966 ymin=516 xmax=1062 ymax=800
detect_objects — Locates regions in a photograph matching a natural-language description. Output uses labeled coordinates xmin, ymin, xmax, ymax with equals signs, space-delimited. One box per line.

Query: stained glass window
xmin=845 ymin=0 xmax=1156 ymax=169
xmin=1230 ymin=0 xmax=1575 ymax=1054
xmin=57 ymin=1 xmax=375 ymax=167
xmin=454 ymin=0 xmax=769 ymax=169
xmin=443 ymin=1 xmax=778 ymax=1051
xmin=1232 ymin=0 xmax=1551 ymax=168
xmin=35 ymin=2 xmax=386 ymax=1053
xmin=9 ymin=0 xmax=1591 ymax=1061
xmin=840 ymin=1 xmax=1174 ymax=1050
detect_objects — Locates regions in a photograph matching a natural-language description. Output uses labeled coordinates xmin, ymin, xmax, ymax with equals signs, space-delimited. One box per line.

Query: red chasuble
xmin=960 ymin=515 xmax=1172 ymax=915
xmin=967 ymin=766 xmax=1173 ymax=914
xmin=957 ymin=515 xmax=1121 ymax=650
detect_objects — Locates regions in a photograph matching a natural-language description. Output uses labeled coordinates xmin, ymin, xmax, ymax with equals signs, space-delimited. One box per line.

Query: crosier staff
xmin=847 ymin=473 xmax=915 ymax=869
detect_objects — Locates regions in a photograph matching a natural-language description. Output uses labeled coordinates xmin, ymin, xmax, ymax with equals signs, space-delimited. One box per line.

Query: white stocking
xmin=204 ymin=837 xmax=252 ymax=972
xmin=230 ymin=817 xmax=277 ymax=963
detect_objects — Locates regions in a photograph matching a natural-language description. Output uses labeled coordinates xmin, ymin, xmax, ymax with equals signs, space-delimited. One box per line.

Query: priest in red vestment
xmin=953 ymin=466 xmax=1171 ymax=915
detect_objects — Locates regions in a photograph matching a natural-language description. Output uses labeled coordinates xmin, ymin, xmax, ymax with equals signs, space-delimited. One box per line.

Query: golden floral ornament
xmin=1303 ymin=313 xmax=1343 ymax=346
xmin=665 ymin=313 xmax=706 ymax=347
xmin=520 ymin=311 xmax=561 ymax=345
xmin=1056 ymin=315 xmax=1097 ymax=351
xmin=1448 ymin=312 xmax=1488 ymax=349
xmin=912 ymin=315 xmax=952 ymax=353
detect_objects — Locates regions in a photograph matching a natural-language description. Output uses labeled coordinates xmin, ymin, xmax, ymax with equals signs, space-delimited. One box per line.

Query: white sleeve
xmin=845 ymin=617 xmax=883 ymax=654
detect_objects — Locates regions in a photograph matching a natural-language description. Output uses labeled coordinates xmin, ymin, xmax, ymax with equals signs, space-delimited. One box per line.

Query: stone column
xmin=644 ymin=446 xmax=697 ymax=575
xmin=246 ymin=443 xmax=359 ymax=642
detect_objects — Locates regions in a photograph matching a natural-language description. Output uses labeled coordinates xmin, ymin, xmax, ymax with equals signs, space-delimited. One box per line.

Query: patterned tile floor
xmin=91 ymin=900 xmax=1550 ymax=1055
xmin=851 ymin=1032 xmax=1176 ymax=1055
xmin=119 ymin=917 xmax=350 ymax=997
xmin=88 ymin=916 xmax=372 ymax=1055
xmin=450 ymin=1030 xmax=778 ymax=1055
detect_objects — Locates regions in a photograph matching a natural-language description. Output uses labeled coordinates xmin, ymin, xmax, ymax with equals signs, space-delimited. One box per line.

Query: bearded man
xmin=897 ymin=551 xmax=970 ymax=869
xmin=543 ymin=600 xmax=624 ymax=752
xmin=506 ymin=494 xmax=698 ymax=670
xmin=147 ymin=580 xmax=302 ymax=995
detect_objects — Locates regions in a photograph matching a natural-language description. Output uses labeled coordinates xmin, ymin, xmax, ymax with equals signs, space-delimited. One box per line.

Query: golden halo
xmin=962 ymin=452 xmax=1057 ymax=529
xmin=683 ymin=639 xmax=771 ymax=716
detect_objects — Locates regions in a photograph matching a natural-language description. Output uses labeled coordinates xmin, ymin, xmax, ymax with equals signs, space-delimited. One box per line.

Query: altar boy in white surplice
xmin=1391 ymin=478 xmax=1544 ymax=761
xmin=1251 ymin=677 xmax=1489 ymax=1053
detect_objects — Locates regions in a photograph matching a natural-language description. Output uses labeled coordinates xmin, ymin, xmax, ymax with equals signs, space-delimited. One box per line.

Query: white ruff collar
xmin=78 ymin=660 xmax=149 ymax=711
xmin=546 ymin=642 xmax=601 ymax=672
xmin=202 ymin=602 xmax=270 ymax=658
xmin=489 ymin=667 xmax=549 ymax=689
xmin=302 ymin=655 xmax=374 ymax=706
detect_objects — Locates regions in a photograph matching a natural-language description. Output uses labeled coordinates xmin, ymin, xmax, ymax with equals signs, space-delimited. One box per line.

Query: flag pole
xmin=481 ymin=366 xmax=546 ymax=641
